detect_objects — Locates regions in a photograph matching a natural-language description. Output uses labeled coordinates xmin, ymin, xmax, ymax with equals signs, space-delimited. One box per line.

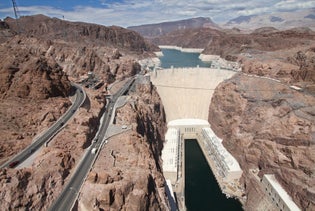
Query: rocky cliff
xmin=208 ymin=72 xmax=315 ymax=210
xmin=78 ymin=79 xmax=168 ymax=210
xmin=152 ymin=26 xmax=315 ymax=62
xmin=0 ymin=37 xmax=71 ymax=100
xmin=0 ymin=14 xmax=158 ymax=163
xmin=152 ymin=27 xmax=224 ymax=49
xmin=1 ymin=15 xmax=158 ymax=81
xmin=203 ymin=28 xmax=315 ymax=59
xmin=205 ymin=27 xmax=315 ymax=210
xmin=0 ymin=36 xmax=72 ymax=164
xmin=0 ymin=14 xmax=167 ymax=210
xmin=3 ymin=15 xmax=157 ymax=54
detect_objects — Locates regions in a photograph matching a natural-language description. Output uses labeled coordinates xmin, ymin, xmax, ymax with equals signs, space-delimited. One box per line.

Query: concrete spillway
xmin=150 ymin=67 xmax=237 ymax=122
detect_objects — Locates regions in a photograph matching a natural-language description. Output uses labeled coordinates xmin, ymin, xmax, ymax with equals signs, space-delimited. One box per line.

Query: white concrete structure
xmin=162 ymin=127 xmax=180 ymax=183
xmin=153 ymin=66 xmax=243 ymax=209
xmin=201 ymin=128 xmax=242 ymax=181
xmin=150 ymin=67 xmax=237 ymax=122
xmin=168 ymin=119 xmax=210 ymax=138
xmin=162 ymin=119 xmax=242 ymax=183
xmin=162 ymin=119 xmax=210 ymax=184
xmin=262 ymin=174 xmax=301 ymax=211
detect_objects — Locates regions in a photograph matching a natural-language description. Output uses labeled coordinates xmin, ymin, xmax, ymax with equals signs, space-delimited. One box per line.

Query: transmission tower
xmin=11 ymin=0 xmax=21 ymax=33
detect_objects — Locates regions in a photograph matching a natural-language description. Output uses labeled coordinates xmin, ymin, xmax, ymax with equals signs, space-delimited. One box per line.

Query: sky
xmin=0 ymin=0 xmax=314 ymax=27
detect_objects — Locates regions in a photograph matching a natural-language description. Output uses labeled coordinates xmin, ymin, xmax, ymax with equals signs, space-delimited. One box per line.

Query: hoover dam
xmin=150 ymin=63 xmax=302 ymax=211
xmin=150 ymin=67 xmax=237 ymax=122
xmin=150 ymin=66 xmax=244 ymax=210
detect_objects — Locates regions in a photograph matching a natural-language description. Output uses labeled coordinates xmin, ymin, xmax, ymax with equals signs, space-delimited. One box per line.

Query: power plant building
xmin=162 ymin=128 xmax=180 ymax=184
xmin=201 ymin=127 xmax=243 ymax=181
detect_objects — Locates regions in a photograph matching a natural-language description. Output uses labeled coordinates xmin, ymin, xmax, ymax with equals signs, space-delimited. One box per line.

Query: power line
xmin=11 ymin=0 xmax=21 ymax=33
xmin=154 ymin=84 xmax=284 ymax=92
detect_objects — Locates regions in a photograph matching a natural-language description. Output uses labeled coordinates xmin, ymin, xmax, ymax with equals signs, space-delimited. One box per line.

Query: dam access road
xmin=0 ymin=83 xmax=86 ymax=169
xmin=48 ymin=77 xmax=135 ymax=211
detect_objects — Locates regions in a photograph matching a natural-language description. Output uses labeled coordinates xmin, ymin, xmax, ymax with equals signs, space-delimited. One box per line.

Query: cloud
xmin=275 ymin=0 xmax=315 ymax=11
xmin=0 ymin=0 xmax=314 ymax=27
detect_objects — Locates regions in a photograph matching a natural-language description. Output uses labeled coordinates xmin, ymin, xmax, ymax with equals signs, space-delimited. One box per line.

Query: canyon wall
xmin=208 ymin=74 xmax=315 ymax=210
xmin=78 ymin=80 xmax=168 ymax=210
xmin=0 ymin=15 xmax=165 ymax=210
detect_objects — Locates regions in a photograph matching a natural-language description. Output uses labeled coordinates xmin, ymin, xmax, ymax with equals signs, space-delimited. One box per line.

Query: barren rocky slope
xmin=0 ymin=15 xmax=167 ymax=210
xmin=0 ymin=36 xmax=72 ymax=164
xmin=3 ymin=15 xmax=157 ymax=54
xmin=209 ymin=73 xmax=315 ymax=210
xmin=152 ymin=27 xmax=224 ymax=49
xmin=152 ymin=26 xmax=315 ymax=59
xmin=0 ymin=87 xmax=107 ymax=210
xmin=0 ymin=14 xmax=157 ymax=163
xmin=78 ymin=79 xmax=168 ymax=210
xmin=203 ymin=28 xmax=315 ymax=60
xmin=206 ymin=42 xmax=315 ymax=210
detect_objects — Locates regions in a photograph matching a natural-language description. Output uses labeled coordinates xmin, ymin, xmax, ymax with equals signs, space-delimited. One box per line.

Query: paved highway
xmin=48 ymin=77 xmax=135 ymax=211
xmin=0 ymin=83 xmax=86 ymax=169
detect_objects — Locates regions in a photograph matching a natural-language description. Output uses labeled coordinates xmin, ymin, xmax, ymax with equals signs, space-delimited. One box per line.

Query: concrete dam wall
xmin=150 ymin=67 xmax=237 ymax=122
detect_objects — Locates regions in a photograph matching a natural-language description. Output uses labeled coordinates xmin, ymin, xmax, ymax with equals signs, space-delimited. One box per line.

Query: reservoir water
xmin=160 ymin=48 xmax=210 ymax=68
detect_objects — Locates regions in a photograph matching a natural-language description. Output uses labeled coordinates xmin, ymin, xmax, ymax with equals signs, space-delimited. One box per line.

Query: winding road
xmin=48 ymin=77 xmax=135 ymax=211
xmin=0 ymin=83 xmax=86 ymax=169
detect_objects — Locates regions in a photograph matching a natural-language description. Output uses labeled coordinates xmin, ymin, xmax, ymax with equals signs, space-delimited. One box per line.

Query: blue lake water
xmin=159 ymin=48 xmax=210 ymax=68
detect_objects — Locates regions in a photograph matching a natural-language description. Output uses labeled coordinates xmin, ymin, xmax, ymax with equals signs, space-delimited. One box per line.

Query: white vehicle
xmin=91 ymin=148 xmax=97 ymax=154
xmin=122 ymin=125 xmax=127 ymax=129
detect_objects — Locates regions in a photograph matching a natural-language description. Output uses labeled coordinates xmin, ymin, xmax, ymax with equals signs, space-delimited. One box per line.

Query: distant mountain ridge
xmin=224 ymin=8 xmax=315 ymax=30
xmin=128 ymin=17 xmax=219 ymax=38
xmin=2 ymin=14 xmax=157 ymax=53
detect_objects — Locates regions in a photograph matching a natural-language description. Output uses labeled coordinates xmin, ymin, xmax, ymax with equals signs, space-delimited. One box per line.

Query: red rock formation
xmin=3 ymin=15 xmax=157 ymax=53
xmin=78 ymin=80 xmax=169 ymax=210
xmin=0 ymin=15 xmax=165 ymax=210
xmin=0 ymin=36 xmax=72 ymax=163
xmin=209 ymin=74 xmax=315 ymax=210
xmin=0 ymin=42 xmax=71 ymax=99
xmin=152 ymin=27 xmax=224 ymax=49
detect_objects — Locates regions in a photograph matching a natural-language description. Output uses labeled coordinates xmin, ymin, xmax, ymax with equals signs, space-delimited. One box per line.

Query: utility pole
xmin=11 ymin=0 xmax=21 ymax=33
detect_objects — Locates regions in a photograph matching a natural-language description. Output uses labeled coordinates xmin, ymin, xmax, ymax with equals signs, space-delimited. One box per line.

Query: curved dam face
xmin=150 ymin=67 xmax=237 ymax=122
